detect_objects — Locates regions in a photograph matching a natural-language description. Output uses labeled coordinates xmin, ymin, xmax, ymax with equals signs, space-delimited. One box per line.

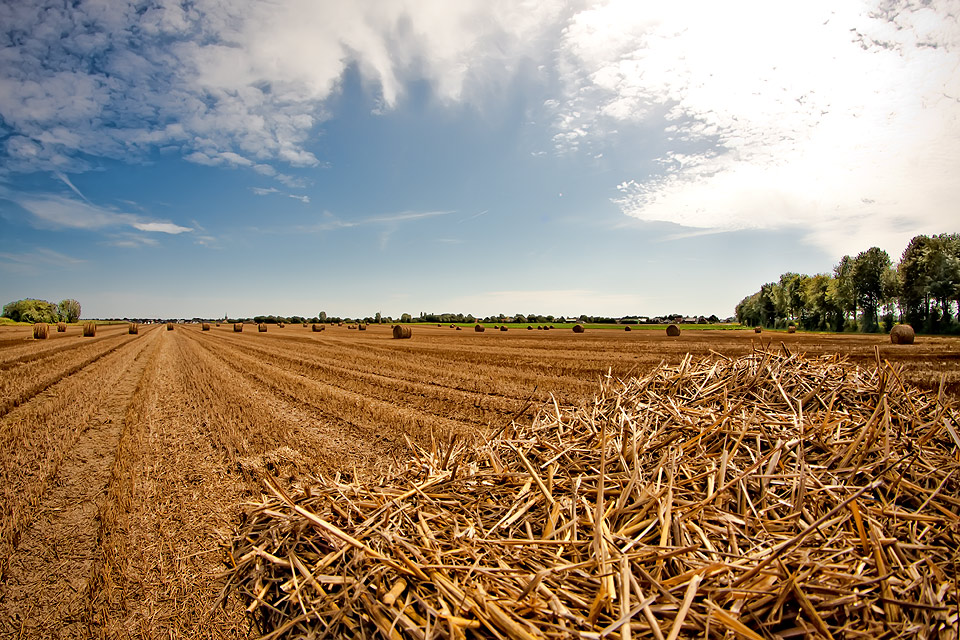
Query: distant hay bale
xmin=666 ymin=324 xmax=681 ymax=337
xmin=437 ymin=324 xmax=442 ymax=327
xmin=359 ymin=324 xmax=367 ymax=331
xmin=572 ymin=324 xmax=585 ymax=333
xmin=202 ymin=323 xmax=211 ymax=331
xmin=755 ymin=327 xmax=762 ymax=333
xmin=475 ymin=324 xmax=485 ymax=332
xmin=33 ymin=323 xmax=49 ymax=339
xmin=549 ymin=325 xmax=555 ymax=329
xmin=537 ymin=326 xmax=543 ymax=330
xmin=527 ymin=326 xmax=533 ymax=330
xmin=890 ymin=324 xmax=915 ymax=345
xmin=57 ymin=322 xmax=66 ymax=332
xmin=393 ymin=325 xmax=412 ymax=339
xmin=129 ymin=323 xmax=139 ymax=334
xmin=258 ymin=323 xmax=267 ymax=332
xmin=303 ymin=323 xmax=308 ymax=327
xmin=624 ymin=325 xmax=632 ymax=331
xmin=455 ymin=326 xmax=461 ymax=330
xmin=166 ymin=322 xmax=174 ymax=331
xmin=216 ymin=322 xmax=221 ymax=327
xmin=787 ymin=325 xmax=796 ymax=334
xmin=234 ymin=323 xmax=243 ymax=333
xmin=500 ymin=326 xmax=508 ymax=332
xmin=83 ymin=322 xmax=96 ymax=337
xmin=338 ymin=322 xmax=343 ymax=326
xmin=312 ymin=324 xmax=324 ymax=332
xmin=278 ymin=322 xmax=285 ymax=328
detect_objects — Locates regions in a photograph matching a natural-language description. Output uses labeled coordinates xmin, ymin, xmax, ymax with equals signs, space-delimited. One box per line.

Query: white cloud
xmin=251 ymin=187 xmax=280 ymax=196
xmin=0 ymin=0 xmax=567 ymax=179
xmin=132 ymin=221 xmax=193 ymax=234
xmin=289 ymin=194 xmax=310 ymax=204
xmin=4 ymin=191 xmax=193 ymax=236
xmin=555 ymin=1 xmax=960 ymax=255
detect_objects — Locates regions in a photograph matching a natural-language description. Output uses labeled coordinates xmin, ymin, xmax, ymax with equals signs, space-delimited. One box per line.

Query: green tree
xmin=58 ymin=299 xmax=81 ymax=322
xmin=851 ymin=247 xmax=891 ymax=332
xmin=833 ymin=255 xmax=857 ymax=327
xmin=898 ymin=235 xmax=932 ymax=327
xmin=400 ymin=313 xmax=412 ymax=323
xmin=375 ymin=311 xmax=382 ymax=324
xmin=2 ymin=298 xmax=61 ymax=323
xmin=319 ymin=311 xmax=327 ymax=322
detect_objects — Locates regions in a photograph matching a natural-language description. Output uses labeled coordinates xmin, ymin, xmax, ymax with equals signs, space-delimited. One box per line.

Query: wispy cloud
xmin=296 ymin=209 xmax=454 ymax=233
xmin=251 ymin=187 xmax=280 ymax=196
xmin=0 ymin=247 xmax=86 ymax=274
xmin=289 ymin=194 xmax=310 ymax=204
xmin=4 ymin=191 xmax=192 ymax=237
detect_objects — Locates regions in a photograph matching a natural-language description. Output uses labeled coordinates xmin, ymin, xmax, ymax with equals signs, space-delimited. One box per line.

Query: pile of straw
xmin=223 ymin=348 xmax=960 ymax=639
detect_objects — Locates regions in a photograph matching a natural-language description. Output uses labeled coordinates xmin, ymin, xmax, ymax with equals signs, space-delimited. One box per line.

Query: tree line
xmin=2 ymin=298 xmax=81 ymax=323
xmin=736 ymin=233 xmax=960 ymax=334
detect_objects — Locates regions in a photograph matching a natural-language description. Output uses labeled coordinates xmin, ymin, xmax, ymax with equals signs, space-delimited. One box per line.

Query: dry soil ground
xmin=0 ymin=323 xmax=957 ymax=638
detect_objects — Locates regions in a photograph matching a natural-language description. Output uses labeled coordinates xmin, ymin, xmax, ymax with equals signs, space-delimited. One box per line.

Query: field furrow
xmin=0 ymin=327 xmax=158 ymax=580
xmin=0 ymin=330 xmax=140 ymax=418
xmin=194 ymin=331 xmax=534 ymax=428
xmin=0 ymin=326 xmax=161 ymax=638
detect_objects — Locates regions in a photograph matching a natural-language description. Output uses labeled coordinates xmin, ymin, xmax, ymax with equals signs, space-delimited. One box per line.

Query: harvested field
xmin=0 ymin=323 xmax=957 ymax=638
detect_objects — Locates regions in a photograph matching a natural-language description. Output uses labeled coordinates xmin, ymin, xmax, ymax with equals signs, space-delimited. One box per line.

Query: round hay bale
xmin=624 ymin=325 xmax=632 ymax=331
xmin=202 ymin=323 xmax=211 ymax=331
xmin=754 ymin=326 xmax=762 ymax=333
xmin=129 ymin=323 xmax=139 ymax=334
xmin=437 ymin=323 xmax=442 ymax=327
xmin=787 ymin=325 xmax=796 ymax=334
xmin=303 ymin=323 xmax=308 ymax=327
xmin=572 ymin=324 xmax=585 ymax=333
xmin=474 ymin=324 xmax=485 ymax=333
xmin=450 ymin=324 xmax=456 ymax=328
xmin=258 ymin=323 xmax=267 ymax=332
xmin=890 ymin=324 xmax=915 ymax=345
xmin=549 ymin=325 xmax=555 ymax=329
xmin=455 ymin=326 xmax=461 ymax=330
xmin=312 ymin=324 xmax=323 ymax=332
xmin=500 ymin=326 xmax=508 ymax=332
xmin=57 ymin=322 xmax=66 ymax=332
xmin=216 ymin=322 xmax=221 ymax=327
xmin=537 ymin=326 xmax=543 ymax=330
xmin=83 ymin=322 xmax=97 ymax=337
xmin=358 ymin=324 xmax=367 ymax=331
xmin=666 ymin=324 xmax=681 ymax=337
xmin=33 ymin=323 xmax=49 ymax=340
xmin=278 ymin=322 xmax=285 ymax=328
xmin=234 ymin=323 xmax=243 ymax=332
xmin=527 ymin=326 xmax=533 ymax=330
xmin=393 ymin=325 xmax=412 ymax=339
xmin=166 ymin=322 xmax=174 ymax=331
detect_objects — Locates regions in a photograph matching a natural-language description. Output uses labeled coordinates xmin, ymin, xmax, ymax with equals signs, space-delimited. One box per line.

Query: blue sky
xmin=1 ymin=1 xmax=958 ymax=319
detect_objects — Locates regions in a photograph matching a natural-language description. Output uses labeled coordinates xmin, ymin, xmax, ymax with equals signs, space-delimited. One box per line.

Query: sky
xmin=1 ymin=0 xmax=958 ymax=320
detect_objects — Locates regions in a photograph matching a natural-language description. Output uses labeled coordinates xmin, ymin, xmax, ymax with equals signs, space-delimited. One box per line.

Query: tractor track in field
xmin=193 ymin=330 xmax=532 ymax=430
xmin=0 ymin=333 xmax=141 ymax=420
xmin=0 ymin=327 xmax=161 ymax=639
xmin=0 ymin=328 xmax=126 ymax=371
xmin=182 ymin=331 xmax=416 ymax=465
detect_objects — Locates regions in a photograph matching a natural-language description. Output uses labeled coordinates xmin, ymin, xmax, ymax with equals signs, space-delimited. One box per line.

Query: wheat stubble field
xmin=0 ymin=322 xmax=958 ymax=638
